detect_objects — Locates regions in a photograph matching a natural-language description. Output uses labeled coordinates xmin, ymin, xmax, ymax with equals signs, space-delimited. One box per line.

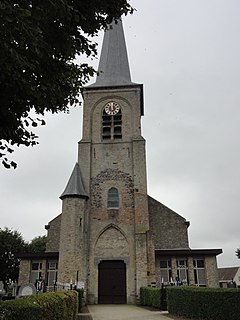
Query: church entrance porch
xmin=98 ymin=260 xmax=126 ymax=304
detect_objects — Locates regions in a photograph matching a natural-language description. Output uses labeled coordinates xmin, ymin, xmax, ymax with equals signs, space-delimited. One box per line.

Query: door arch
xmin=98 ymin=260 xmax=126 ymax=304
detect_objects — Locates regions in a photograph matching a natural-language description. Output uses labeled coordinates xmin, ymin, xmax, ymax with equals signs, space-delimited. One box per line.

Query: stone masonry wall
xmin=205 ymin=256 xmax=220 ymax=287
xmin=58 ymin=197 xmax=87 ymax=284
xmin=78 ymin=86 xmax=150 ymax=303
xmin=46 ymin=214 xmax=61 ymax=252
xmin=148 ymin=196 xmax=189 ymax=249
xmin=18 ymin=260 xmax=31 ymax=285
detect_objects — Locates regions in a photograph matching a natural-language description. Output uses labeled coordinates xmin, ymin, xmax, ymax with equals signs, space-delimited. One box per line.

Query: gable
xmin=45 ymin=213 xmax=61 ymax=252
xmin=148 ymin=196 xmax=190 ymax=250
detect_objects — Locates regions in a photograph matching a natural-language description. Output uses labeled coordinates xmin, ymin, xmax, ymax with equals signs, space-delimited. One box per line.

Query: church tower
xmin=58 ymin=20 xmax=154 ymax=304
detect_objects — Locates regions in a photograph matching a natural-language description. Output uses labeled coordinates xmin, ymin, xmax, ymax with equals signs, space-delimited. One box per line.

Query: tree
xmin=0 ymin=0 xmax=133 ymax=168
xmin=0 ymin=229 xmax=47 ymax=285
xmin=0 ymin=228 xmax=27 ymax=285
xmin=236 ymin=248 xmax=240 ymax=259
xmin=27 ymin=235 xmax=47 ymax=253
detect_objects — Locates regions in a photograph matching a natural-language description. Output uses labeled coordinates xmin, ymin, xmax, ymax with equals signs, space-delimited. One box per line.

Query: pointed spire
xmin=91 ymin=19 xmax=135 ymax=87
xmin=60 ymin=163 xmax=88 ymax=200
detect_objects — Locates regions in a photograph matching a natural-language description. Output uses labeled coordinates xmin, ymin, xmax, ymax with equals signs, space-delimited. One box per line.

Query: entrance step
xmin=77 ymin=313 xmax=92 ymax=320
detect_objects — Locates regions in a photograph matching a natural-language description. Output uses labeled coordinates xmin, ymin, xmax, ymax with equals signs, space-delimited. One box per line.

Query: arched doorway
xmin=98 ymin=260 xmax=126 ymax=304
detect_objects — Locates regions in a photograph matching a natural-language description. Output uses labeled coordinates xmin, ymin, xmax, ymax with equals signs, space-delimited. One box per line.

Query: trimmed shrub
xmin=140 ymin=287 xmax=167 ymax=310
xmin=160 ymin=287 xmax=167 ymax=310
xmin=140 ymin=287 xmax=146 ymax=306
xmin=75 ymin=289 xmax=84 ymax=312
xmin=167 ymin=286 xmax=240 ymax=320
xmin=0 ymin=291 xmax=78 ymax=320
xmin=0 ymin=298 xmax=43 ymax=320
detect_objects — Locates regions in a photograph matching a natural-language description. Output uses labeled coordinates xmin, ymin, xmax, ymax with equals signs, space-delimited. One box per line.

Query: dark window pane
xmin=160 ymin=260 xmax=168 ymax=268
xmin=197 ymin=259 xmax=205 ymax=268
xmin=107 ymin=187 xmax=119 ymax=208
xmin=114 ymin=126 xmax=122 ymax=134
xmin=32 ymin=262 xmax=39 ymax=270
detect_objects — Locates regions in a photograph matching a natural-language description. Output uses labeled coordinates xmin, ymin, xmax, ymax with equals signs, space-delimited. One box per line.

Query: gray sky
xmin=1 ymin=0 xmax=240 ymax=268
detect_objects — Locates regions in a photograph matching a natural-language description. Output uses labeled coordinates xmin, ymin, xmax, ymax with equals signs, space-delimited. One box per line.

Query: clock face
xmin=104 ymin=101 xmax=120 ymax=115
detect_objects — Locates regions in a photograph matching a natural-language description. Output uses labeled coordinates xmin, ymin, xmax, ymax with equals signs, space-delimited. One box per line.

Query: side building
xmin=18 ymin=19 xmax=222 ymax=304
xmin=218 ymin=267 xmax=240 ymax=288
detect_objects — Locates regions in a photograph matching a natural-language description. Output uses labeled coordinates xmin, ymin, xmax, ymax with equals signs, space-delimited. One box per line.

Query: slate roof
xmin=218 ymin=267 xmax=239 ymax=281
xmin=60 ymin=163 xmax=88 ymax=199
xmin=90 ymin=19 xmax=135 ymax=87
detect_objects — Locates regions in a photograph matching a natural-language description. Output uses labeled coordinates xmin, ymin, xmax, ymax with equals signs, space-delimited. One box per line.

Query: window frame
xmin=193 ymin=257 xmax=206 ymax=286
xmin=107 ymin=187 xmax=119 ymax=209
xmin=30 ymin=261 xmax=43 ymax=285
xmin=176 ymin=258 xmax=189 ymax=285
xmin=46 ymin=260 xmax=58 ymax=288
xmin=159 ymin=258 xmax=172 ymax=284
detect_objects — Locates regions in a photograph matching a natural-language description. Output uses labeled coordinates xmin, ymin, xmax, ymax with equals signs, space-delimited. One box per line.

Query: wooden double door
xmin=98 ymin=260 xmax=126 ymax=304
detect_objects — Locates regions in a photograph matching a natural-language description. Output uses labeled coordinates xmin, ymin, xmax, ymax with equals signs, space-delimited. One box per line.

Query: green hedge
xmin=75 ymin=289 xmax=84 ymax=312
xmin=0 ymin=291 xmax=78 ymax=320
xmin=140 ymin=287 xmax=167 ymax=310
xmin=167 ymin=286 xmax=240 ymax=320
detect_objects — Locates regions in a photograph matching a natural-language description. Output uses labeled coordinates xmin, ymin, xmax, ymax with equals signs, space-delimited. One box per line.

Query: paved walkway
xmin=87 ymin=305 xmax=171 ymax=320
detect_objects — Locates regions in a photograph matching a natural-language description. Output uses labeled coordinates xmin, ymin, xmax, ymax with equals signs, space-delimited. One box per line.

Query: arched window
xmin=102 ymin=109 xmax=122 ymax=140
xmin=107 ymin=187 xmax=119 ymax=208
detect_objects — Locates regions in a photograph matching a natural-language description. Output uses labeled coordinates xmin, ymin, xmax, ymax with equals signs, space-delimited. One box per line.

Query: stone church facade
xmin=18 ymin=20 xmax=222 ymax=304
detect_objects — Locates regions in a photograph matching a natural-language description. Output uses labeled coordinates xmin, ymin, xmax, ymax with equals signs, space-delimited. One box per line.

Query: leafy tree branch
xmin=0 ymin=0 xmax=133 ymax=168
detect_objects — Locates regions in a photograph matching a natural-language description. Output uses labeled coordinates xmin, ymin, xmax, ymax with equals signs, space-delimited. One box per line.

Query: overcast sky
xmin=1 ymin=0 xmax=240 ymax=268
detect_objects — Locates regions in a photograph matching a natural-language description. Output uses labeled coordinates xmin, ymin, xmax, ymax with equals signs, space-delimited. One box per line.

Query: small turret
xmin=60 ymin=163 xmax=88 ymax=199
xmin=58 ymin=163 xmax=88 ymax=285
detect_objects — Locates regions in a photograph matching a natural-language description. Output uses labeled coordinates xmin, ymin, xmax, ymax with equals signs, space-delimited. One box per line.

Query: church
xmin=18 ymin=20 xmax=222 ymax=304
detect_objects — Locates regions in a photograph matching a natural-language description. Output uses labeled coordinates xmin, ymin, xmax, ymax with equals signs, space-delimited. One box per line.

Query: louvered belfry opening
xmin=102 ymin=109 xmax=122 ymax=140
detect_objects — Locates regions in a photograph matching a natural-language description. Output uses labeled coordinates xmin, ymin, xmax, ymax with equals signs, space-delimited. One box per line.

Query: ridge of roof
xmin=60 ymin=163 xmax=88 ymax=199
xmin=90 ymin=19 xmax=136 ymax=87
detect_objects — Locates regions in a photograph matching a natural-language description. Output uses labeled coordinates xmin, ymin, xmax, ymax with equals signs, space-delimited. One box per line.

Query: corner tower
xmin=77 ymin=20 xmax=155 ymax=304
